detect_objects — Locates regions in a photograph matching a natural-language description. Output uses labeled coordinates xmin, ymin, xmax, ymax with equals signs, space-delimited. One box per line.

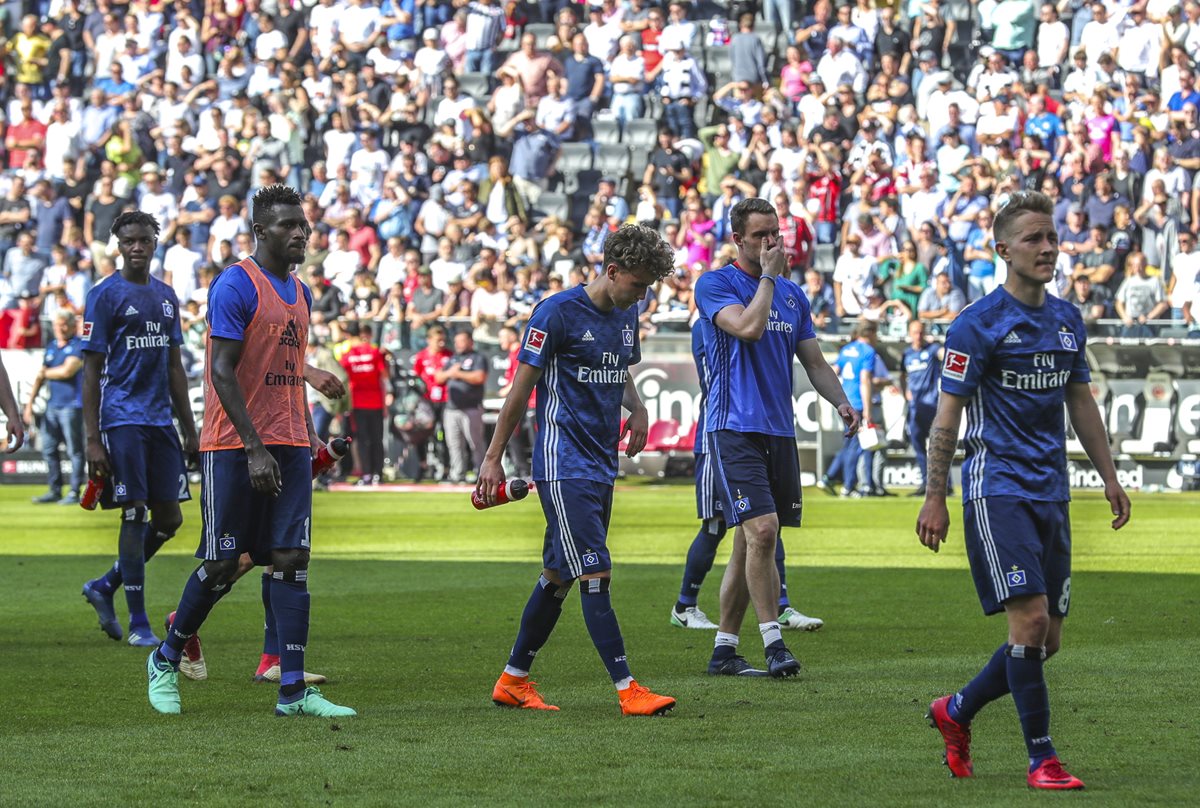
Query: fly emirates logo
xmin=126 ymin=320 xmax=171 ymax=350
xmin=766 ymin=309 xmax=793 ymax=334
xmin=577 ymin=351 xmax=629 ymax=384
xmin=1000 ymin=352 xmax=1070 ymax=391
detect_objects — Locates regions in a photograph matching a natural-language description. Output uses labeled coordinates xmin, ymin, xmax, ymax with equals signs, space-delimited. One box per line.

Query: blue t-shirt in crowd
xmin=696 ymin=263 xmax=814 ymax=437
xmin=903 ymin=341 xmax=942 ymax=411
xmin=835 ymin=339 xmax=876 ymax=412
xmin=81 ymin=274 xmax=183 ymax=429
xmin=940 ymin=287 xmax=1090 ymax=503
xmin=517 ymin=285 xmax=641 ymax=485
xmin=44 ymin=336 xmax=84 ymax=409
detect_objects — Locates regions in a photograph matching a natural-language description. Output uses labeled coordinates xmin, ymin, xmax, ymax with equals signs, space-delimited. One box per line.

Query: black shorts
xmin=710 ymin=430 xmax=802 ymax=527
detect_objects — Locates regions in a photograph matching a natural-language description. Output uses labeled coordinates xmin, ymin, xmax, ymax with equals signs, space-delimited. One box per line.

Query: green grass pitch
xmin=1 ymin=483 xmax=1197 ymax=806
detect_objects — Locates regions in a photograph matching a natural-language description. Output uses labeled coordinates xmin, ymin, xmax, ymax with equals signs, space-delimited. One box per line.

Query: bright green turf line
xmin=1 ymin=486 xmax=1197 ymax=805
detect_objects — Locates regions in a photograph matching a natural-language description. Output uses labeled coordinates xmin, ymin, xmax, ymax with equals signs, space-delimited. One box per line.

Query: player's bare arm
xmin=209 ymin=336 xmax=281 ymax=496
xmin=167 ymin=346 xmax=199 ymax=466
xmin=304 ymin=365 xmax=346 ymax=399
xmin=81 ymin=351 xmax=110 ymax=478
xmin=0 ymin=354 xmax=23 ymax=452
xmin=916 ymin=392 xmax=968 ymax=552
xmin=620 ymin=375 xmax=648 ymax=458
xmin=1066 ymin=382 xmax=1131 ymax=530
xmin=712 ymin=240 xmax=786 ymax=342
xmin=796 ymin=338 xmax=861 ymax=436
xmin=477 ymin=361 xmax=542 ymax=506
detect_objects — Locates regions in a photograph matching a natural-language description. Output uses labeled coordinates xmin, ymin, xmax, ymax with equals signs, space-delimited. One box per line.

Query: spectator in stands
xmin=1074 ymin=225 xmax=1118 ymax=287
xmin=436 ymin=329 xmax=486 ymax=483
xmin=833 ymin=233 xmax=875 ymax=321
xmin=917 ymin=270 xmax=966 ymax=326
xmin=655 ymin=39 xmax=705 ymax=139
xmin=8 ymin=291 xmax=42 ymax=348
xmin=1067 ymin=274 xmax=1111 ymax=329
xmin=24 ymin=309 xmax=85 ymax=504
xmin=1116 ymin=251 xmax=1169 ymax=336
xmin=963 ymin=208 xmax=997 ymax=301
xmin=341 ymin=319 xmax=390 ymax=486
xmin=4 ymin=232 xmax=48 ymax=300
xmin=644 ymin=127 xmax=691 ymax=219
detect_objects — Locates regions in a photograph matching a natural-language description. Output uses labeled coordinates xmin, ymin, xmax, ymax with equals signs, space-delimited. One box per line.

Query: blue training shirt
xmin=940 ymin=287 xmax=1090 ymax=503
xmin=81 ymin=274 xmax=183 ymax=429
xmin=834 ymin=340 xmax=876 ymax=412
xmin=517 ymin=285 xmax=640 ymax=485
xmin=903 ymin=342 xmax=942 ymax=411
xmin=207 ymin=259 xmax=313 ymax=340
xmin=696 ymin=263 xmax=814 ymax=437
xmin=44 ymin=336 xmax=84 ymax=408
xmin=691 ymin=322 xmax=710 ymax=454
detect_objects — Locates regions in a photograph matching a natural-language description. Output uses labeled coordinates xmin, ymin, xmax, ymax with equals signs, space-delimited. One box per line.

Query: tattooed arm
xmin=915 ymin=391 xmax=969 ymax=553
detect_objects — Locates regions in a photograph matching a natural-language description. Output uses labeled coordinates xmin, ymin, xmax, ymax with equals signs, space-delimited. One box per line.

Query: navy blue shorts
xmin=963 ymin=497 xmax=1072 ymax=617
xmin=694 ymin=452 xmax=724 ymax=522
xmin=99 ymin=425 xmax=190 ymax=508
xmin=710 ymin=430 xmax=802 ymax=527
xmin=197 ymin=446 xmax=312 ymax=566
xmin=536 ymin=479 xmax=613 ymax=581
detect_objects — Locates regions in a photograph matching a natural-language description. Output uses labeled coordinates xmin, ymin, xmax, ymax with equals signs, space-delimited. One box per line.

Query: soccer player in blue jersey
xmin=917 ymin=192 xmax=1131 ymax=790
xmin=671 ymin=320 xmax=823 ymax=632
xmin=79 ymin=212 xmax=199 ymax=648
xmin=147 ymin=185 xmax=354 ymax=718
xmin=819 ymin=322 xmax=877 ymax=497
xmin=696 ymin=197 xmax=859 ymax=678
xmin=900 ymin=319 xmax=945 ymax=497
xmin=478 ymin=224 xmax=678 ymax=716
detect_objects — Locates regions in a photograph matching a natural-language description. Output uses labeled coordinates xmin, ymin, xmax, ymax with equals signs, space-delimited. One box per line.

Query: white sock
xmin=614 ymin=676 xmax=635 ymax=691
xmin=759 ymin=622 xmax=783 ymax=649
xmin=714 ymin=631 xmax=739 ymax=650
xmin=503 ymin=665 xmax=528 ymax=678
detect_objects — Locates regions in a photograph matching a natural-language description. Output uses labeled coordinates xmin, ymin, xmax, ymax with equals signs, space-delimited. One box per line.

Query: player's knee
xmin=541 ymin=568 xmax=571 ymax=589
xmin=579 ymin=574 xmax=610 ymax=594
xmin=151 ymin=511 xmax=182 ymax=538
xmin=121 ymin=505 xmax=150 ymax=524
xmin=198 ymin=559 xmax=240 ymax=591
xmin=743 ymin=523 xmax=778 ymax=553
xmin=271 ymin=548 xmax=310 ymax=575
xmin=1044 ymin=638 xmax=1061 ymax=659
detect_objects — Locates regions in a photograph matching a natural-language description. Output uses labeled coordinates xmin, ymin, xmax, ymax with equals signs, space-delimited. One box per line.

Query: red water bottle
xmin=312 ymin=436 xmax=352 ymax=478
xmin=80 ymin=477 xmax=104 ymax=510
xmin=472 ymin=479 xmax=531 ymax=510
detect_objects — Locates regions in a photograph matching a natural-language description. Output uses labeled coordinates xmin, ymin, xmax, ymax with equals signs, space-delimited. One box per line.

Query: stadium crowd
xmin=4 ymin=0 xmax=1200 ymax=484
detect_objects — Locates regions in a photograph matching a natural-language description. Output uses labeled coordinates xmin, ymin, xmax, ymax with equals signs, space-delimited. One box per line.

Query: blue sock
xmin=580 ymin=579 xmax=632 ymax=683
xmin=775 ymin=531 xmax=789 ymax=610
xmin=1006 ymin=645 xmax=1056 ymax=768
xmin=677 ymin=522 xmax=724 ymax=608
xmin=506 ymin=575 xmax=567 ymax=673
xmin=118 ymin=513 xmax=148 ymax=628
xmin=270 ymin=572 xmax=310 ymax=694
xmin=143 ymin=525 xmax=171 ymax=561
xmin=94 ymin=561 xmax=122 ymax=595
xmin=161 ymin=566 xmax=227 ymax=662
xmin=262 ymin=573 xmax=279 ymax=656
xmin=949 ymin=644 xmax=1011 ymax=724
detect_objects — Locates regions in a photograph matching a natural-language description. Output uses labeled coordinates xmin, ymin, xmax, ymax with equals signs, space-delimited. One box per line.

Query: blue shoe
xmin=82 ymin=580 xmax=122 ymax=641
xmin=707 ymin=655 xmax=771 ymax=677
xmin=766 ymin=645 xmax=802 ymax=678
xmin=128 ymin=626 xmax=161 ymax=647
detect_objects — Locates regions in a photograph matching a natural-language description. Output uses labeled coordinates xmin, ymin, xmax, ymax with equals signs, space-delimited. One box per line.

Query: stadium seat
xmin=1120 ymin=372 xmax=1177 ymax=455
xmin=675 ymin=420 xmax=700 ymax=455
xmin=704 ymin=47 xmax=732 ymax=79
xmin=535 ymin=191 xmax=569 ymax=222
xmin=562 ymin=168 xmax=602 ymax=196
xmin=813 ymin=243 xmax=836 ymax=274
xmin=557 ymin=142 xmax=594 ymax=173
xmin=592 ymin=118 xmax=622 ymax=144
xmin=457 ymin=72 xmax=490 ymax=101
xmin=526 ymin=22 xmax=555 ymax=48
xmin=596 ymin=144 xmax=632 ymax=177
xmin=1066 ymin=374 xmax=1108 ymax=455
xmin=568 ymin=192 xmax=593 ymax=230
xmin=625 ymin=119 xmax=659 ymax=151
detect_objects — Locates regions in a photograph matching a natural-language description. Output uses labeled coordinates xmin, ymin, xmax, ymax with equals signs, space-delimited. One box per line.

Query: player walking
xmin=670 ymin=319 xmax=823 ymax=632
xmin=695 ymin=198 xmax=858 ymax=678
xmin=478 ymin=224 xmax=677 ymax=715
xmin=917 ymin=192 xmax=1131 ymax=789
xmin=900 ymin=319 xmax=945 ymax=497
xmin=79 ymin=212 xmax=199 ymax=648
xmin=147 ymin=186 xmax=354 ymax=718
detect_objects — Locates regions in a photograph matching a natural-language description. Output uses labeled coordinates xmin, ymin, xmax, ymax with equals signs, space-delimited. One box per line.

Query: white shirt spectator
xmin=309 ymin=0 xmax=342 ymax=58
xmin=1171 ymin=249 xmax=1200 ymax=312
xmin=339 ymin=2 xmax=381 ymax=48
xmin=324 ymin=128 xmax=357 ymax=171
xmin=429 ymin=256 xmax=467 ymax=292
xmin=660 ymin=19 xmax=697 ymax=51
xmin=324 ymin=247 xmax=362 ymax=298
xmin=1118 ymin=19 xmax=1161 ymax=75
xmin=349 ymin=146 xmax=390 ymax=204
xmin=797 ymin=93 xmax=826 ymax=138
xmin=833 ymin=251 xmax=875 ymax=316
xmin=609 ymin=52 xmax=645 ymax=94
xmin=163 ymin=242 xmax=204 ymax=304
xmin=1080 ymin=16 xmax=1120 ymax=66
xmin=44 ymin=119 xmax=81 ymax=180
xmin=209 ymin=214 xmax=249 ymax=263
xmin=471 ymin=286 xmax=509 ymax=321
xmin=1036 ymin=18 xmax=1069 ymax=68
xmin=93 ymin=31 xmax=124 ymax=78
xmin=925 ymin=88 xmax=979 ymax=135
xmin=434 ymin=94 xmax=477 ymax=140
xmin=816 ymin=49 xmax=867 ymax=94
xmin=535 ymin=93 xmax=576 ymax=136
xmin=254 ymin=27 xmax=288 ymax=62
xmin=139 ymin=190 xmax=179 ymax=233
xmin=376 ymin=252 xmax=406 ymax=292
xmin=768 ymin=146 xmax=806 ymax=182
xmin=658 ymin=52 xmax=707 ymax=100
xmin=584 ymin=19 xmax=623 ymax=62
xmin=303 ymin=74 xmax=335 ymax=113
xmin=903 ymin=186 xmax=949 ymax=233
xmin=165 ymin=47 xmax=205 ymax=86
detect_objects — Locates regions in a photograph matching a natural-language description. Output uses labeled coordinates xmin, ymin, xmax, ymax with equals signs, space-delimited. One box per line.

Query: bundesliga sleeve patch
xmin=943 ymin=349 xmax=970 ymax=381
xmin=81 ymin=321 xmax=93 ymax=340
xmin=524 ymin=327 xmax=547 ymax=355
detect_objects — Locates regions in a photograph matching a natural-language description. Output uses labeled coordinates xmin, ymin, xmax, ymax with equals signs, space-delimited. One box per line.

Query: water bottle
xmin=311 ymin=437 xmax=352 ymax=479
xmin=80 ymin=478 xmax=104 ymax=510
xmin=472 ymin=479 xmax=531 ymax=510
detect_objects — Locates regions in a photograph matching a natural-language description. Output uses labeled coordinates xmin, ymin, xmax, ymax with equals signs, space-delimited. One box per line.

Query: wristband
xmin=760 ymin=275 xmax=776 ymax=284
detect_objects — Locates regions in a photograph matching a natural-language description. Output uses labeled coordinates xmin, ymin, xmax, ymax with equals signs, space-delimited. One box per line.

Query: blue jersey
xmin=696 ymin=263 xmax=814 ymax=437
xmin=691 ymin=323 xmax=711 ymax=454
xmin=44 ymin=336 xmax=84 ymax=408
xmin=81 ymin=274 xmax=183 ymax=429
xmin=834 ymin=340 xmax=876 ymax=412
xmin=903 ymin=342 xmax=942 ymax=410
xmin=940 ymin=288 xmax=1090 ymax=503
xmin=206 ymin=259 xmax=313 ymax=340
xmin=518 ymin=285 xmax=640 ymax=485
